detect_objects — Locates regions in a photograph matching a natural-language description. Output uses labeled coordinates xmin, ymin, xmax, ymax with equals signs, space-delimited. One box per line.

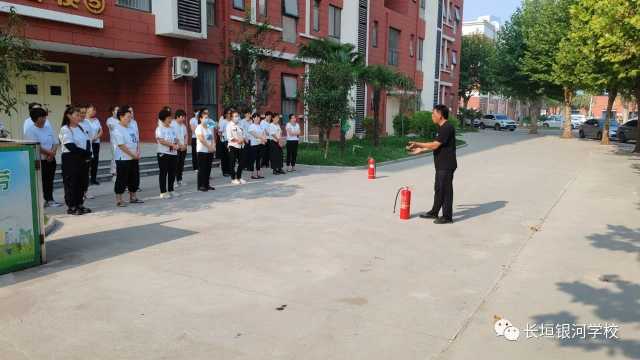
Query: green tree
xmin=360 ymin=65 xmax=413 ymax=147
xmin=296 ymin=39 xmax=363 ymax=157
xmin=458 ymin=34 xmax=496 ymax=110
xmin=521 ymin=0 xmax=578 ymax=139
xmin=0 ymin=10 xmax=40 ymax=115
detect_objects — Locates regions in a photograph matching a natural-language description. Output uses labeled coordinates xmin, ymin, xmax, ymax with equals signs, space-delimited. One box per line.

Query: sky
xmin=463 ymin=0 xmax=521 ymax=25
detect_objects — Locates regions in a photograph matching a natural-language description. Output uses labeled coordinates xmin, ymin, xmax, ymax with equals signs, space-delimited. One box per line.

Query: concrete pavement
xmin=1 ymin=129 xmax=638 ymax=360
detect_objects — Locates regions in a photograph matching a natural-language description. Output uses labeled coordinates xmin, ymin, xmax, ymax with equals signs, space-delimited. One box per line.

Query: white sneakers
xmin=160 ymin=193 xmax=171 ymax=199
xmin=44 ymin=200 xmax=62 ymax=208
xmin=169 ymin=191 xmax=180 ymax=197
xmin=239 ymin=179 xmax=247 ymax=185
xmin=231 ymin=179 xmax=247 ymax=185
xmin=85 ymin=192 xmax=95 ymax=200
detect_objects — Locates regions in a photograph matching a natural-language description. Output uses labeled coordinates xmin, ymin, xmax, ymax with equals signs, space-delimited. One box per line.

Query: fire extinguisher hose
xmin=393 ymin=187 xmax=404 ymax=214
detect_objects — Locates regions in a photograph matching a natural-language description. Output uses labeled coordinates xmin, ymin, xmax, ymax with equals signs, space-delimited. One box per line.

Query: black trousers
xmin=430 ymin=169 xmax=455 ymax=220
xmin=228 ymin=146 xmax=246 ymax=180
xmin=262 ymin=140 xmax=271 ymax=168
xmin=242 ymin=146 xmax=251 ymax=170
xmin=197 ymin=152 xmax=213 ymax=188
xmin=191 ymin=138 xmax=198 ymax=170
xmin=41 ymin=159 xmax=57 ymax=202
xmin=114 ymin=160 xmax=138 ymax=195
xmin=62 ymin=153 xmax=86 ymax=208
xmin=157 ymin=153 xmax=177 ymax=193
xmin=90 ymin=142 xmax=100 ymax=183
xmin=269 ymin=140 xmax=283 ymax=170
xmin=217 ymin=141 xmax=230 ymax=175
xmin=249 ymin=144 xmax=264 ymax=171
xmin=176 ymin=149 xmax=187 ymax=181
xmin=286 ymin=140 xmax=299 ymax=167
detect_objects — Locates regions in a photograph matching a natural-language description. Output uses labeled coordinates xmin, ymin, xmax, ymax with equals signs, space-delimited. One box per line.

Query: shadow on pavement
xmin=452 ymin=201 xmax=507 ymax=222
xmin=530 ymin=225 xmax=640 ymax=359
xmin=0 ymin=221 xmax=196 ymax=287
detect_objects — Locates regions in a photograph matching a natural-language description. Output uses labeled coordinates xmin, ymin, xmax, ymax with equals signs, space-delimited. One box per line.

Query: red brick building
xmin=2 ymin=0 xmax=462 ymax=141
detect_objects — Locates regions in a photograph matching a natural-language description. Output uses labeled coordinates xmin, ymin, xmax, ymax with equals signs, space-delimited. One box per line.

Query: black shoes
xmin=207 ymin=186 xmax=216 ymax=191
xmin=434 ymin=217 xmax=453 ymax=224
xmin=67 ymin=207 xmax=91 ymax=216
xmin=78 ymin=206 xmax=92 ymax=214
xmin=198 ymin=187 xmax=209 ymax=192
xmin=419 ymin=212 xmax=438 ymax=219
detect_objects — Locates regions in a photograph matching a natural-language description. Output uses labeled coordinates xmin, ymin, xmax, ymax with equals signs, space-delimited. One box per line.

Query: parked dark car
xmin=579 ymin=118 xmax=619 ymax=140
xmin=617 ymin=119 xmax=638 ymax=143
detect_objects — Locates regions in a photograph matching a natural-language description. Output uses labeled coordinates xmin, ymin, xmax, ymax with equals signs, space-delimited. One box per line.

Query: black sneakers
xmin=434 ymin=217 xmax=453 ymax=224
xmin=419 ymin=212 xmax=438 ymax=219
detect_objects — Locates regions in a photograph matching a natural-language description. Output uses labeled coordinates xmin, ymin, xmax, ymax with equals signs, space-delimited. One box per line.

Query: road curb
xmin=299 ymin=142 xmax=468 ymax=170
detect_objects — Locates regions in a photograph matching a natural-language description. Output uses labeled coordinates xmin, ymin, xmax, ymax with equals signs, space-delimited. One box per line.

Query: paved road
xmin=1 ymin=129 xmax=639 ymax=360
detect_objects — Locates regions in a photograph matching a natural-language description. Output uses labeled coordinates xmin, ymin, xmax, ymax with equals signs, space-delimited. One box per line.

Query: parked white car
xmin=478 ymin=114 xmax=517 ymax=131
xmin=542 ymin=114 xmax=584 ymax=129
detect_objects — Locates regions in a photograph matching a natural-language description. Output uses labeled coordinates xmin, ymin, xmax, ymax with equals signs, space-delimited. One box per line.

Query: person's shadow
xmin=453 ymin=201 xmax=507 ymax=222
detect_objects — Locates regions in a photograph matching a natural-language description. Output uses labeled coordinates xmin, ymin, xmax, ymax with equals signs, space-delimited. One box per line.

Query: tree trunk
xmin=372 ymin=89 xmax=381 ymax=147
xmin=323 ymin=128 xmax=331 ymax=159
xmin=463 ymin=96 xmax=470 ymax=110
xmin=339 ymin=124 xmax=346 ymax=155
xmin=601 ymin=88 xmax=617 ymax=146
xmin=529 ymin=99 xmax=540 ymax=135
xmin=634 ymin=86 xmax=640 ymax=153
xmin=561 ymin=87 xmax=574 ymax=139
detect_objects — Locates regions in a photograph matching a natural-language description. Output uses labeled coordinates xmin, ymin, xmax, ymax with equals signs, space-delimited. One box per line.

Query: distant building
xmin=462 ymin=15 xmax=500 ymax=40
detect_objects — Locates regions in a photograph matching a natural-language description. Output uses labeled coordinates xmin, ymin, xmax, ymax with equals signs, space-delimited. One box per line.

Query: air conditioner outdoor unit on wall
xmin=173 ymin=57 xmax=198 ymax=80
xmin=153 ymin=0 xmax=207 ymax=40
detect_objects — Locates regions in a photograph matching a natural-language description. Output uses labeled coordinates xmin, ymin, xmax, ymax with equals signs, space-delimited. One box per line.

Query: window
xmin=451 ymin=50 xmax=457 ymax=66
xmin=328 ymin=5 xmax=341 ymax=39
xmin=206 ymin=0 xmax=216 ymax=26
xmin=371 ymin=21 xmax=378 ymax=48
xmin=454 ymin=6 xmax=461 ymax=22
xmin=50 ymin=86 xmax=62 ymax=96
xmin=192 ymin=63 xmax=218 ymax=117
xmin=282 ymin=16 xmax=297 ymax=43
xmin=312 ymin=0 xmax=320 ymax=32
xmin=283 ymin=0 xmax=299 ymax=17
xmin=388 ymin=28 xmax=400 ymax=66
xmin=116 ymin=0 xmax=151 ymax=11
xmin=26 ymin=84 xmax=38 ymax=95
xmin=417 ymin=38 xmax=424 ymax=70
xmin=419 ymin=0 xmax=426 ymax=18
xmin=259 ymin=0 xmax=267 ymax=17
xmin=409 ymin=34 xmax=415 ymax=57
xmin=232 ymin=0 xmax=244 ymax=10
xmin=282 ymin=75 xmax=298 ymax=121
xmin=416 ymin=90 xmax=422 ymax=111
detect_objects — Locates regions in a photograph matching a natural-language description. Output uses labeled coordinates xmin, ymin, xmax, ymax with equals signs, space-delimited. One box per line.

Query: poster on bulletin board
xmin=0 ymin=143 xmax=43 ymax=274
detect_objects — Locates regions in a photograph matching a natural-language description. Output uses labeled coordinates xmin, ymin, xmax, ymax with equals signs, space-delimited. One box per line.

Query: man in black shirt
xmin=407 ymin=105 xmax=457 ymax=224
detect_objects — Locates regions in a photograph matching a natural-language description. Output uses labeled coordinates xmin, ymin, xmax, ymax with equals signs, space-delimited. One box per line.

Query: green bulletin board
xmin=0 ymin=144 xmax=42 ymax=274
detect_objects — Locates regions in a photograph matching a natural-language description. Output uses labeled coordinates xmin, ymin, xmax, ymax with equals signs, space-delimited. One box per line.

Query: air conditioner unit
xmin=153 ymin=0 xmax=207 ymax=40
xmin=173 ymin=57 xmax=198 ymax=80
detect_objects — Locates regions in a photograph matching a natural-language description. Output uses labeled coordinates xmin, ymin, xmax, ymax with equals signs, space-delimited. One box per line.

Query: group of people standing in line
xmin=22 ymin=102 xmax=301 ymax=214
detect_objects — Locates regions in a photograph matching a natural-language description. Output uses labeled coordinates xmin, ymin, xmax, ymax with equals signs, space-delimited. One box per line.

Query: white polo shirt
xmin=218 ymin=117 xmax=229 ymax=141
xmin=226 ymin=121 xmax=245 ymax=149
xmin=189 ymin=116 xmax=199 ymax=138
xmin=59 ymin=125 xmax=90 ymax=154
xmin=24 ymin=117 xmax=52 ymax=135
xmin=24 ymin=125 xmax=58 ymax=160
xmin=171 ymin=120 xmax=188 ymax=146
xmin=86 ymin=118 xmax=102 ymax=143
xmin=195 ymin=125 xmax=215 ymax=153
xmin=267 ymin=123 xmax=281 ymax=141
xmin=248 ymin=123 xmax=264 ymax=146
xmin=286 ymin=122 xmax=300 ymax=141
xmin=155 ymin=124 xmax=178 ymax=155
xmin=112 ymin=123 xmax=139 ymax=161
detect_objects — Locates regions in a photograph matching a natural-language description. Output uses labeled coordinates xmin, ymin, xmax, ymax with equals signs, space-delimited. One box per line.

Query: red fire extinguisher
xmin=368 ymin=157 xmax=376 ymax=180
xmin=393 ymin=186 xmax=412 ymax=220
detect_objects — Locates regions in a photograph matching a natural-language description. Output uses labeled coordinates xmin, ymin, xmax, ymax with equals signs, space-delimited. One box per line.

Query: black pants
xmin=217 ymin=141 xmax=230 ymax=175
xmin=430 ymin=169 xmax=455 ymax=220
xmin=157 ymin=153 xmax=177 ymax=193
xmin=191 ymin=138 xmax=198 ymax=170
xmin=176 ymin=149 xmax=187 ymax=181
xmin=197 ymin=152 xmax=213 ymax=188
xmin=228 ymin=146 xmax=246 ymax=180
xmin=269 ymin=140 xmax=283 ymax=170
xmin=249 ymin=145 xmax=264 ymax=171
xmin=286 ymin=140 xmax=299 ymax=167
xmin=41 ymin=159 xmax=57 ymax=202
xmin=114 ymin=160 xmax=138 ymax=195
xmin=262 ymin=140 xmax=271 ymax=168
xmin=90 ymin=142 xmax=100 ymax=183
xmin=62 ymin=153 xmax=86 ymax=208
xmin=242 ymin=146 xmax=251 ymax=170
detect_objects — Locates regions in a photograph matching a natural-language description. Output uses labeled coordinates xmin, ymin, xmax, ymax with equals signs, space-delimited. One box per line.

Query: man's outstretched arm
xmin=406 ymin=141 xmax=442 ymax=155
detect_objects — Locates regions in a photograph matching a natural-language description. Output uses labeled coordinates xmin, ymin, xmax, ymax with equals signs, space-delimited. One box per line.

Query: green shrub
xmin=392 ymin=113 xmax=411 ymax=136
xmin=410 ymin=111 xmax=437 ymax=138
xmin=363 ymin=116 xmax=374 ymax=138
xmin=448 ymin=114 xmax=460 ymax=129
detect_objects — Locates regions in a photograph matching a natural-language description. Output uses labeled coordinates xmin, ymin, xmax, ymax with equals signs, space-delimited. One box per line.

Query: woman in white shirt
xmin=248 ymin=113 xmax=267 ymax=179
xmin=24 ymin=107 xmax=61 ymax=208
xmin=59 ymin=106 xmax=92 ymax=215
xmin=268 ymin=113 xmax=285 ymax=175
xmin=112 ymin=107 xmax=143 ymax=207
xmin=217 ymin=108 xmax=232 ymax=177
xmin=156 ymin=109 xmax=179 ymax=199
xmin=86 ymin=104 xmax=103 ymax=185
xmin=195 ymin=111 xmax=216 ymax=191
xmin=189 ymin=108 xmax=202 ymax=171
xmin=106 ymin=106 xmax=120 ymax=178
xmin=260 ymin=112 xmax=272 ymax=168
xmin=285 ymin=114 xmax=301 ymax=172
xmin=172 ymin=109 xmax=189 ymax=187
xmin=225 ymin=110 xmax=247 ymax=185
xmin=122 ymin=105 xmax=141 ymax=193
